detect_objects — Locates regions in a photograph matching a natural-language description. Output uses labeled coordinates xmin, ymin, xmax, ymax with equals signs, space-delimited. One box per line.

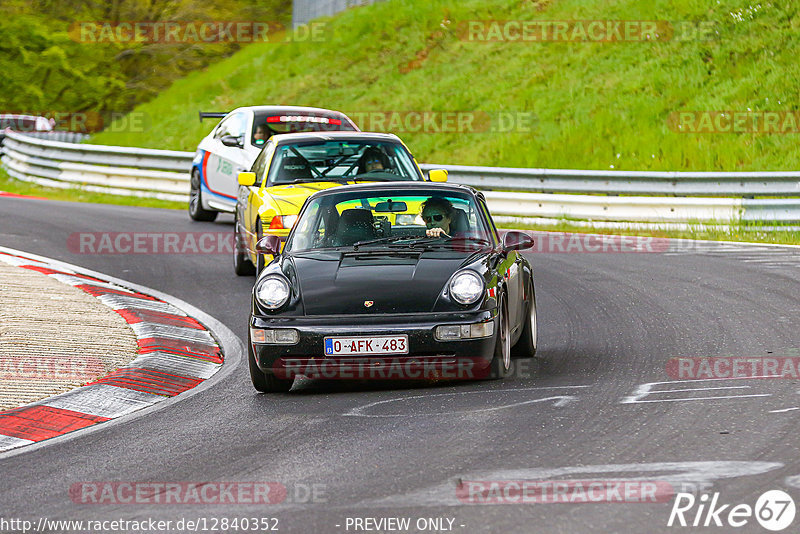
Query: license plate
xmin=324 ymin=335 xmax=408 ymax=356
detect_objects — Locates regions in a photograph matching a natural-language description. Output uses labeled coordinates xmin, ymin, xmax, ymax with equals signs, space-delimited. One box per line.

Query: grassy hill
xmin=91 ymin=0 xmax=800 ymax=172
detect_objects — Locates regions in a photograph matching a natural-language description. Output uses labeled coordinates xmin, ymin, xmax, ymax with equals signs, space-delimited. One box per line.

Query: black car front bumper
xmin=250 ymin=310 xmax=498 ymax=381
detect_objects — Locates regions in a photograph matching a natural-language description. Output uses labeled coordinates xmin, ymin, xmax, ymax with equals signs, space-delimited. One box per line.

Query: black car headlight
xmin=448 ymin=270 xmax=484 ymax=305
xmin=255 ymin=275 xmax=291 ymax=309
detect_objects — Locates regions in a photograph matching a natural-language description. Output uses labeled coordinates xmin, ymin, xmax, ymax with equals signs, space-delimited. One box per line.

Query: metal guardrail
xmin=2 ymin=131 xmax=799 ymax=226
xmin=0 ymin=130 xmax=89 ymax=153
xmin=1 ymin=131 xmax=192 ymax=202
xmin=2 ymin=131 xmax=191 ymax=171
xmin=20 ymin=131 xmax=90 ymax=143
xmin=416 ymin=163 xmax=800 ymax=226
xmin=418 ymin=163 xmax=800 ymax=197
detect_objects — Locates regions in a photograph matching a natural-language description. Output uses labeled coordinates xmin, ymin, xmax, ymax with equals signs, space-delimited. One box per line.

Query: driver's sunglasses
xmin=422 ymin=213 xmax=445 ymax=223
xmin=366 ymin=158 xmax=381 ymax=165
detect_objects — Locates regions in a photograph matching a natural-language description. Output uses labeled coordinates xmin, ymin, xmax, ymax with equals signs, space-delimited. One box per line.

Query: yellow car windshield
xmin=267 ymin=141 xmax=422 ymax=185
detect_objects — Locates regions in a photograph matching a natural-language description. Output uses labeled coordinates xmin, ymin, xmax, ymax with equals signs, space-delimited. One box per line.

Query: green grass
xmin=91 ymin=0 xmax=800 ymax=172
xmin=0 ymin=167 xmax=184 ymax=210
xmin=501 ymin=219 xmax=800 ymax=245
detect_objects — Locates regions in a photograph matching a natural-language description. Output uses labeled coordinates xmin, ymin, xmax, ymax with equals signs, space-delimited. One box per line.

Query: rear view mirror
xmin=238 ymin=172 xmax=256 ymax=186
xmin=428 ymin=169 xmax=448 ymax=182
xmin=374 ymin=200 xmax=408 ymax=213
xmin=503 ymin=231 xmax=534 ymax=252
xmin=256 ymin=235 xmax=282 ymax=256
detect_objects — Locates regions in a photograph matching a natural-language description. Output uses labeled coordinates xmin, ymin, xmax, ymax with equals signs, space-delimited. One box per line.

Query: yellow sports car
xmin=234 ymin=131 xmax=447 ymax=275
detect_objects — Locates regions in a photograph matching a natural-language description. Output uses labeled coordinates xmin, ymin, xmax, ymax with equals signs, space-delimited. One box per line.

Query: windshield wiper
xmin=443 ymin=236 xmax=493 ymax=246
xmin=351 ymin=235 xmax=420 ymax=250
xmin=351 ymin=234 xmax=491 ymax=251
xmin=281 ymin=178 xmax=332 ymax=184
xmin=409 ymin=236 xmax=494 ymax=250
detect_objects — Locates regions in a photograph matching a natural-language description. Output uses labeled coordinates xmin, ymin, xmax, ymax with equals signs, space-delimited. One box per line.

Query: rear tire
xmin=511 ymin=281 xmax=537 ymax=358
xmin=189 ymin=168 xmax=218 ymax=222
xmin=488 ymin=294 xmax=511 ymax=379
xmin=248 ymin=335 xmax=293 ymax=393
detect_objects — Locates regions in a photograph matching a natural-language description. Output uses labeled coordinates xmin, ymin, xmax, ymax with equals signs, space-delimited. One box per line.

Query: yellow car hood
xmin=258 ymin=181 xmax=345 ymax=216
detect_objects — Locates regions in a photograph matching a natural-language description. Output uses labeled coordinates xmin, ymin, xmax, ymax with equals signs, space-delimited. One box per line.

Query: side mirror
xmin=428 ymin=169 xmax=448 ymax=182
xmin=256 ymin=235 xmax=282 ymax=256
xmin=221 ymin=134 xmax=243 ymax=148
xmin=238 ymin=171 xmax=256 ymax=186
xmin=503 ymin=231 xmax=534 ymax=252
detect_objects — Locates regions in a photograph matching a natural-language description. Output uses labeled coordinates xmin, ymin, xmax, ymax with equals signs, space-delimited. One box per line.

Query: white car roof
xmin=270 ymin=131 xmax=403 ymax=144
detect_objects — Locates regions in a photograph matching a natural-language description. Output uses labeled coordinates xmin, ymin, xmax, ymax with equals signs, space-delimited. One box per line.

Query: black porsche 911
xmin=246 ymin=182 xmax=537 ymax=392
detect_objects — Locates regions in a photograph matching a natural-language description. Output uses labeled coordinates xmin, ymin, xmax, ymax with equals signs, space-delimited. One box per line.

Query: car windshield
xmin=267 ymin=140 xmax=422 ymax=185
xmin=251 ymin=111 xmax=356 ymax=146
xmin=285 ymin=190 xmax=493 ymax=253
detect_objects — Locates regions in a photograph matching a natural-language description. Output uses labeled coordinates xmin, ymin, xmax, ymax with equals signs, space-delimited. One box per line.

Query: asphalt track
xmin=1 ymin=195 xmax=799 ymax=533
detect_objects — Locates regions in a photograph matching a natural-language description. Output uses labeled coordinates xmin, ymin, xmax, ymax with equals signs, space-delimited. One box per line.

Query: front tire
xmin=255 ymin=219 xmax=266 ymax=273
xmin=234 ymin=216 xmax=256 ymax=276
xmin=189 ymin=168 xmax=218 ymax=222
xmin=511 ymin=281 xmax=537 ymax=358
xmin=248 ymin=335 xmax=293 ymax=393
xmin=488 ymin=294 xmax=511 ymax=379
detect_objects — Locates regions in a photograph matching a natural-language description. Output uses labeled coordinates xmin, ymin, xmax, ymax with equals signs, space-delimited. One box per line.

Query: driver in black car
xmin=420 ymin=197 xmax=455 ymax=238
xmin=357 ymin=146 xmax=391 ymax=174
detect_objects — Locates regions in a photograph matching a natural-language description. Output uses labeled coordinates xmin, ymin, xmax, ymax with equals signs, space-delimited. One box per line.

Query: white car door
xmin=206 ymin=112 xmax=250 ymax=208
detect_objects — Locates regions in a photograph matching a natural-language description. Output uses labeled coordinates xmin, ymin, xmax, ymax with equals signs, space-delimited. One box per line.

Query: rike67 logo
xmin=668 ymin=490 xmax=796 ymax=531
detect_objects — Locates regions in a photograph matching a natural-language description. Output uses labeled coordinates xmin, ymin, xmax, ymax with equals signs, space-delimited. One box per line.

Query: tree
xmin=0 ymin=1 xmax=291 ymax=120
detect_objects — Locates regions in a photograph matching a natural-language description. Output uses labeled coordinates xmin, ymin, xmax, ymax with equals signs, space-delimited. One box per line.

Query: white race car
xmin=189 ymin=106 xmax=359 ymax=221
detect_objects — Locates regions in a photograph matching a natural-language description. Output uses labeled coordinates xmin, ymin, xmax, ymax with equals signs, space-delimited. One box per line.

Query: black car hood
xmin=289 ymin=250 xmax=480 ymax=315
